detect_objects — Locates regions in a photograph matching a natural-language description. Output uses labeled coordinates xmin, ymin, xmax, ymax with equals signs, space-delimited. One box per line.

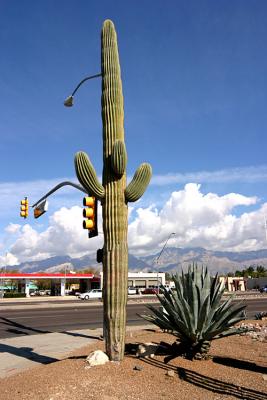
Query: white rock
xmin=85 ymin=350 xmax=109 ymax=367
xmin=166 ymin=370 xmax=175 ymax=377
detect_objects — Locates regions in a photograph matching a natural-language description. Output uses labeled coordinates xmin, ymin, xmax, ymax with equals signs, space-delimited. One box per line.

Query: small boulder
xmin=133 ymin=365 xmax=143 ymax=371
xmin=166 ymin=370 xmax=175 ymax=377
xmin=85 ymin=350 xmax=109 ymax=367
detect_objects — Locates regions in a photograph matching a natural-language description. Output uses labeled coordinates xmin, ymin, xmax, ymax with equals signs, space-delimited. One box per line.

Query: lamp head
xmin=64 ymin=95 xmax=74 ymax=107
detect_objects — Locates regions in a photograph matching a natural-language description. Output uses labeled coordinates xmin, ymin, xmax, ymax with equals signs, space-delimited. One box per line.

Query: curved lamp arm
xmin=64 ymin=73 xmax=102 ymax=107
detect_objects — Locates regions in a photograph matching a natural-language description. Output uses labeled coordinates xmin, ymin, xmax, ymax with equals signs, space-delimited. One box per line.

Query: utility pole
xmin=155 ymin=233 xmax=176 ymax=291
xmin=264 ymin=214 xmax=267 ymax=245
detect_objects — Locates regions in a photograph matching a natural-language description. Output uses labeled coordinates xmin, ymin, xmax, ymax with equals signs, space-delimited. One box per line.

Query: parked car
xmin=79 ymin=289 xmax=102 ymax=300
xmin=65 ymin=289 xmax=77 ymax=296
xmin=163 ymin=284 xmax=175 ymax=291
xmin=259 ymin=285 xmax=267 ymax=293
xmin=128 ymin=287 xmax=137 ymax=295
xmin=142 ymin=288 xmax=160 ymax=295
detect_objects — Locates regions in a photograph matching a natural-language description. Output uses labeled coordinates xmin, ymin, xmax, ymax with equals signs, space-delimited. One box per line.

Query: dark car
xmin=142 ymin=288 xmax=160 ymax=295
xmin=259 ymin=285 xmax=267 ymax=293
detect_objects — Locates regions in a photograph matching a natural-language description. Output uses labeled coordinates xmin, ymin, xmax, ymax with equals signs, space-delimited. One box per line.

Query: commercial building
xmin=100 ymin=271 xmax=165 ymax=289
xmin=0 ymin=271 xmax=166 ymax=297
xmin=219 ymin=276 xmax=246 ymax=291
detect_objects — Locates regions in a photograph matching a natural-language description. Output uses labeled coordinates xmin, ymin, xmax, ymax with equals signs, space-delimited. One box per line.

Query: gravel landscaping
xmin=0 ymin=320 xmax=266 ymax=400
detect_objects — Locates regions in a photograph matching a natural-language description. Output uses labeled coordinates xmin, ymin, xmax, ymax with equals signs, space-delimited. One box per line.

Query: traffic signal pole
xmin=31 ymin=181 xmax=87 ymax=208
xmin=21 ymin=181 xmax=90 ymax=220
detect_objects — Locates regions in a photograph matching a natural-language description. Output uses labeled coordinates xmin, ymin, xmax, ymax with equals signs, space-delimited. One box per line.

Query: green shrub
xmin=140 ymin=265 xmax=249 ymax=360
xmin=4 ymin=292 xmax=27 ymax=298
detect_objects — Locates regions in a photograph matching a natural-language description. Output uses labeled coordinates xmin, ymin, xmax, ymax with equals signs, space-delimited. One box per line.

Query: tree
xmin=256 ymin=265 xmax=266 ymax=277
xmin=165 ymin=272 xmax=172 ymax=281
xmin=77 ymin=267 xmax=97 ymax=274
xmin=243 ymin=266 xmax=255 ymax=277
xmin=35 ymin=278 xmax=51 ymax=291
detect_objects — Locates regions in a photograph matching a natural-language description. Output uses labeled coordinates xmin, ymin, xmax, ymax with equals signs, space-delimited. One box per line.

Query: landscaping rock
xmin=85 ymin=350 xmax=109 ymax=367
xmin=166 ymin=370 xmax=175 ymax=377
xmin=239 ymin=322 xmax=267 ymax=342
xmin=134 ymin=365 xmax=143 ymax=371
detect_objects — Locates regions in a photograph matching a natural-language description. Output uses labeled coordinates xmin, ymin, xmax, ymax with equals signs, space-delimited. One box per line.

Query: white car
xmin=128 ymin=287 xmax=137 ymax=295
xmin=79 ymin=289 xmax=102 ymax=300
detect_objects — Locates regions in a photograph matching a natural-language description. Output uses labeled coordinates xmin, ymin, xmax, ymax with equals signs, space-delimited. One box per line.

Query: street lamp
xmin=155 ymin=232 xmax=176 ymax=291
xmin=64 ymin=73 xmax=102 ymax=107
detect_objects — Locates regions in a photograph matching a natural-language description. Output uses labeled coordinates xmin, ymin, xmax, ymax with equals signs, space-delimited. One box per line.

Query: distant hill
xmin=6 ymin=247 xmax=267 ymax=275
xmin=6 ymin=253 xmax=151 ymax=273
xmin=141 ymin=247 xmax=267 ymax=275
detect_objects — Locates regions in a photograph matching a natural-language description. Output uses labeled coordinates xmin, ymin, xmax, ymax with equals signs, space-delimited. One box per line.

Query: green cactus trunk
xmin=74 ymin=19 xmax=152 ymax=362
xmin=101 ymin=20 xmax=128 ymax=361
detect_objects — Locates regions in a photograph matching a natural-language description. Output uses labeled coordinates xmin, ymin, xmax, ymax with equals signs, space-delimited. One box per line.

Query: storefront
xmin=0 ymin=273 xmax=100 ymax=297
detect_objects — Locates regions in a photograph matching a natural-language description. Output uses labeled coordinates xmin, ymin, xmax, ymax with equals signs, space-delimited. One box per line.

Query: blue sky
xmin=1 ymin=1 xmax=267 ymax=265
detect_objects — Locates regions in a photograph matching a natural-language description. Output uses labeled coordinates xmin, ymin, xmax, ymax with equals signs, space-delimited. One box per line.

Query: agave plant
xmin=255 ymin=311 xmax=267 ymax=320
xmin=140 ymin=265 xmax=248 ymax=360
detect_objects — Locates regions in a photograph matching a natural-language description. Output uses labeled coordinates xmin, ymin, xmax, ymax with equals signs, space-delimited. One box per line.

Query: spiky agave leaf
xmin=140 ymin=289 xmax=191 ymax=340
xmin=140 ymin=265 xmax=247 ymax=360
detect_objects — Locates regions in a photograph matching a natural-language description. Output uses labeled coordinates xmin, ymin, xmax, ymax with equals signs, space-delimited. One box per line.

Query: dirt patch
xmin=1 ymin=322 xmax=267 ymax=400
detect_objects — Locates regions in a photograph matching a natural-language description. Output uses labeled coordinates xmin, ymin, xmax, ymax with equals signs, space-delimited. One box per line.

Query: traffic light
xmin=83 ymin=196 xmax=98 ymax=238
xmin=20 ymin=197 xmax=29 ymax=218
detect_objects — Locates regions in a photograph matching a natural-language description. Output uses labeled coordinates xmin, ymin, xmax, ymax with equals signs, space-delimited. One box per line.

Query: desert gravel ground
xmin=0 ymin=321 xmax=266 ymax=400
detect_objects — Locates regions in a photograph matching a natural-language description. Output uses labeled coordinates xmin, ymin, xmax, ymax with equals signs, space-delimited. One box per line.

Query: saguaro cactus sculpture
xmin=74 ymin=20 xmax=152 ymax=361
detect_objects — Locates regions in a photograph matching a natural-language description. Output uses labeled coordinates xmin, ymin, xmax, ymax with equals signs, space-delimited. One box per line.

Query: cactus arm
xmin=125 ymin=163 xmax=152 ymax=202
xmin=111 ymin=140 xmax=127 ymax=175
xmin=75 ymin=151 xmax=105 ymax=199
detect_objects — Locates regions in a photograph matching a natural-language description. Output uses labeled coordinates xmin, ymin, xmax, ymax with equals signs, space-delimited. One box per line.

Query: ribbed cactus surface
xmin=101 ymin=20 xmax=128 ymax=361
xmin=75 ymin=19 xmax=152 ymax=361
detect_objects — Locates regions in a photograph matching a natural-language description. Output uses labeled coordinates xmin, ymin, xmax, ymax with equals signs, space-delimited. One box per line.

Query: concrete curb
xmin=1 ymin=293 xmax=266 ymax=311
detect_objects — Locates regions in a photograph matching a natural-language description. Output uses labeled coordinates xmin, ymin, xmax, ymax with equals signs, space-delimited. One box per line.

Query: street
xmin=0 ymin=297 xmax=266 ymax=339
xmin=0 ymin=302 xmax=152 ymax=339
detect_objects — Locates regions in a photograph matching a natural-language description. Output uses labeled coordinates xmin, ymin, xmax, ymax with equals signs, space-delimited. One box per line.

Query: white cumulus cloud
xmin=128 ymin=183 xmax=261 ymax=254
xmin=2 ymin=206 xmax=104 ymax=265
xmin=5 ymin=223 xmax=21 ymax=234
xmin=1 ymin=183 xmax=266 ymax=266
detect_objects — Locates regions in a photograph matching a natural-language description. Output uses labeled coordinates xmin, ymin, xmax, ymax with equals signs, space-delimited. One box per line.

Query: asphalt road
xmin=0 ymin=298 xmax=266 ymax=339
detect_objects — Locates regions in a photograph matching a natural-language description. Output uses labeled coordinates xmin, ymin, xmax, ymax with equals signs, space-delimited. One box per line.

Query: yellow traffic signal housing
xmin=20 ymin=198 xmax=29 ymax=218
xmin=83 ymin=196 xmax=98 ymax=238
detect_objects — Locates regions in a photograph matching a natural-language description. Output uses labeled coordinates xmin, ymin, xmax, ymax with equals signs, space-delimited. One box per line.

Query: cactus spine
xmin=75 ymin=20 xmax=152 ymax=361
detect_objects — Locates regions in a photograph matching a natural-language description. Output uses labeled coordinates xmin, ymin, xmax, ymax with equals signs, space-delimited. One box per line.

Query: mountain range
xmin=5 ymin=247 xmax=267 ymax=275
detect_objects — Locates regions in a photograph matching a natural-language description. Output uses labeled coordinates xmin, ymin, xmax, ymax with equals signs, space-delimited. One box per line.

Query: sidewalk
xmin=0 ymin=325 xmax=151 ymax=379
